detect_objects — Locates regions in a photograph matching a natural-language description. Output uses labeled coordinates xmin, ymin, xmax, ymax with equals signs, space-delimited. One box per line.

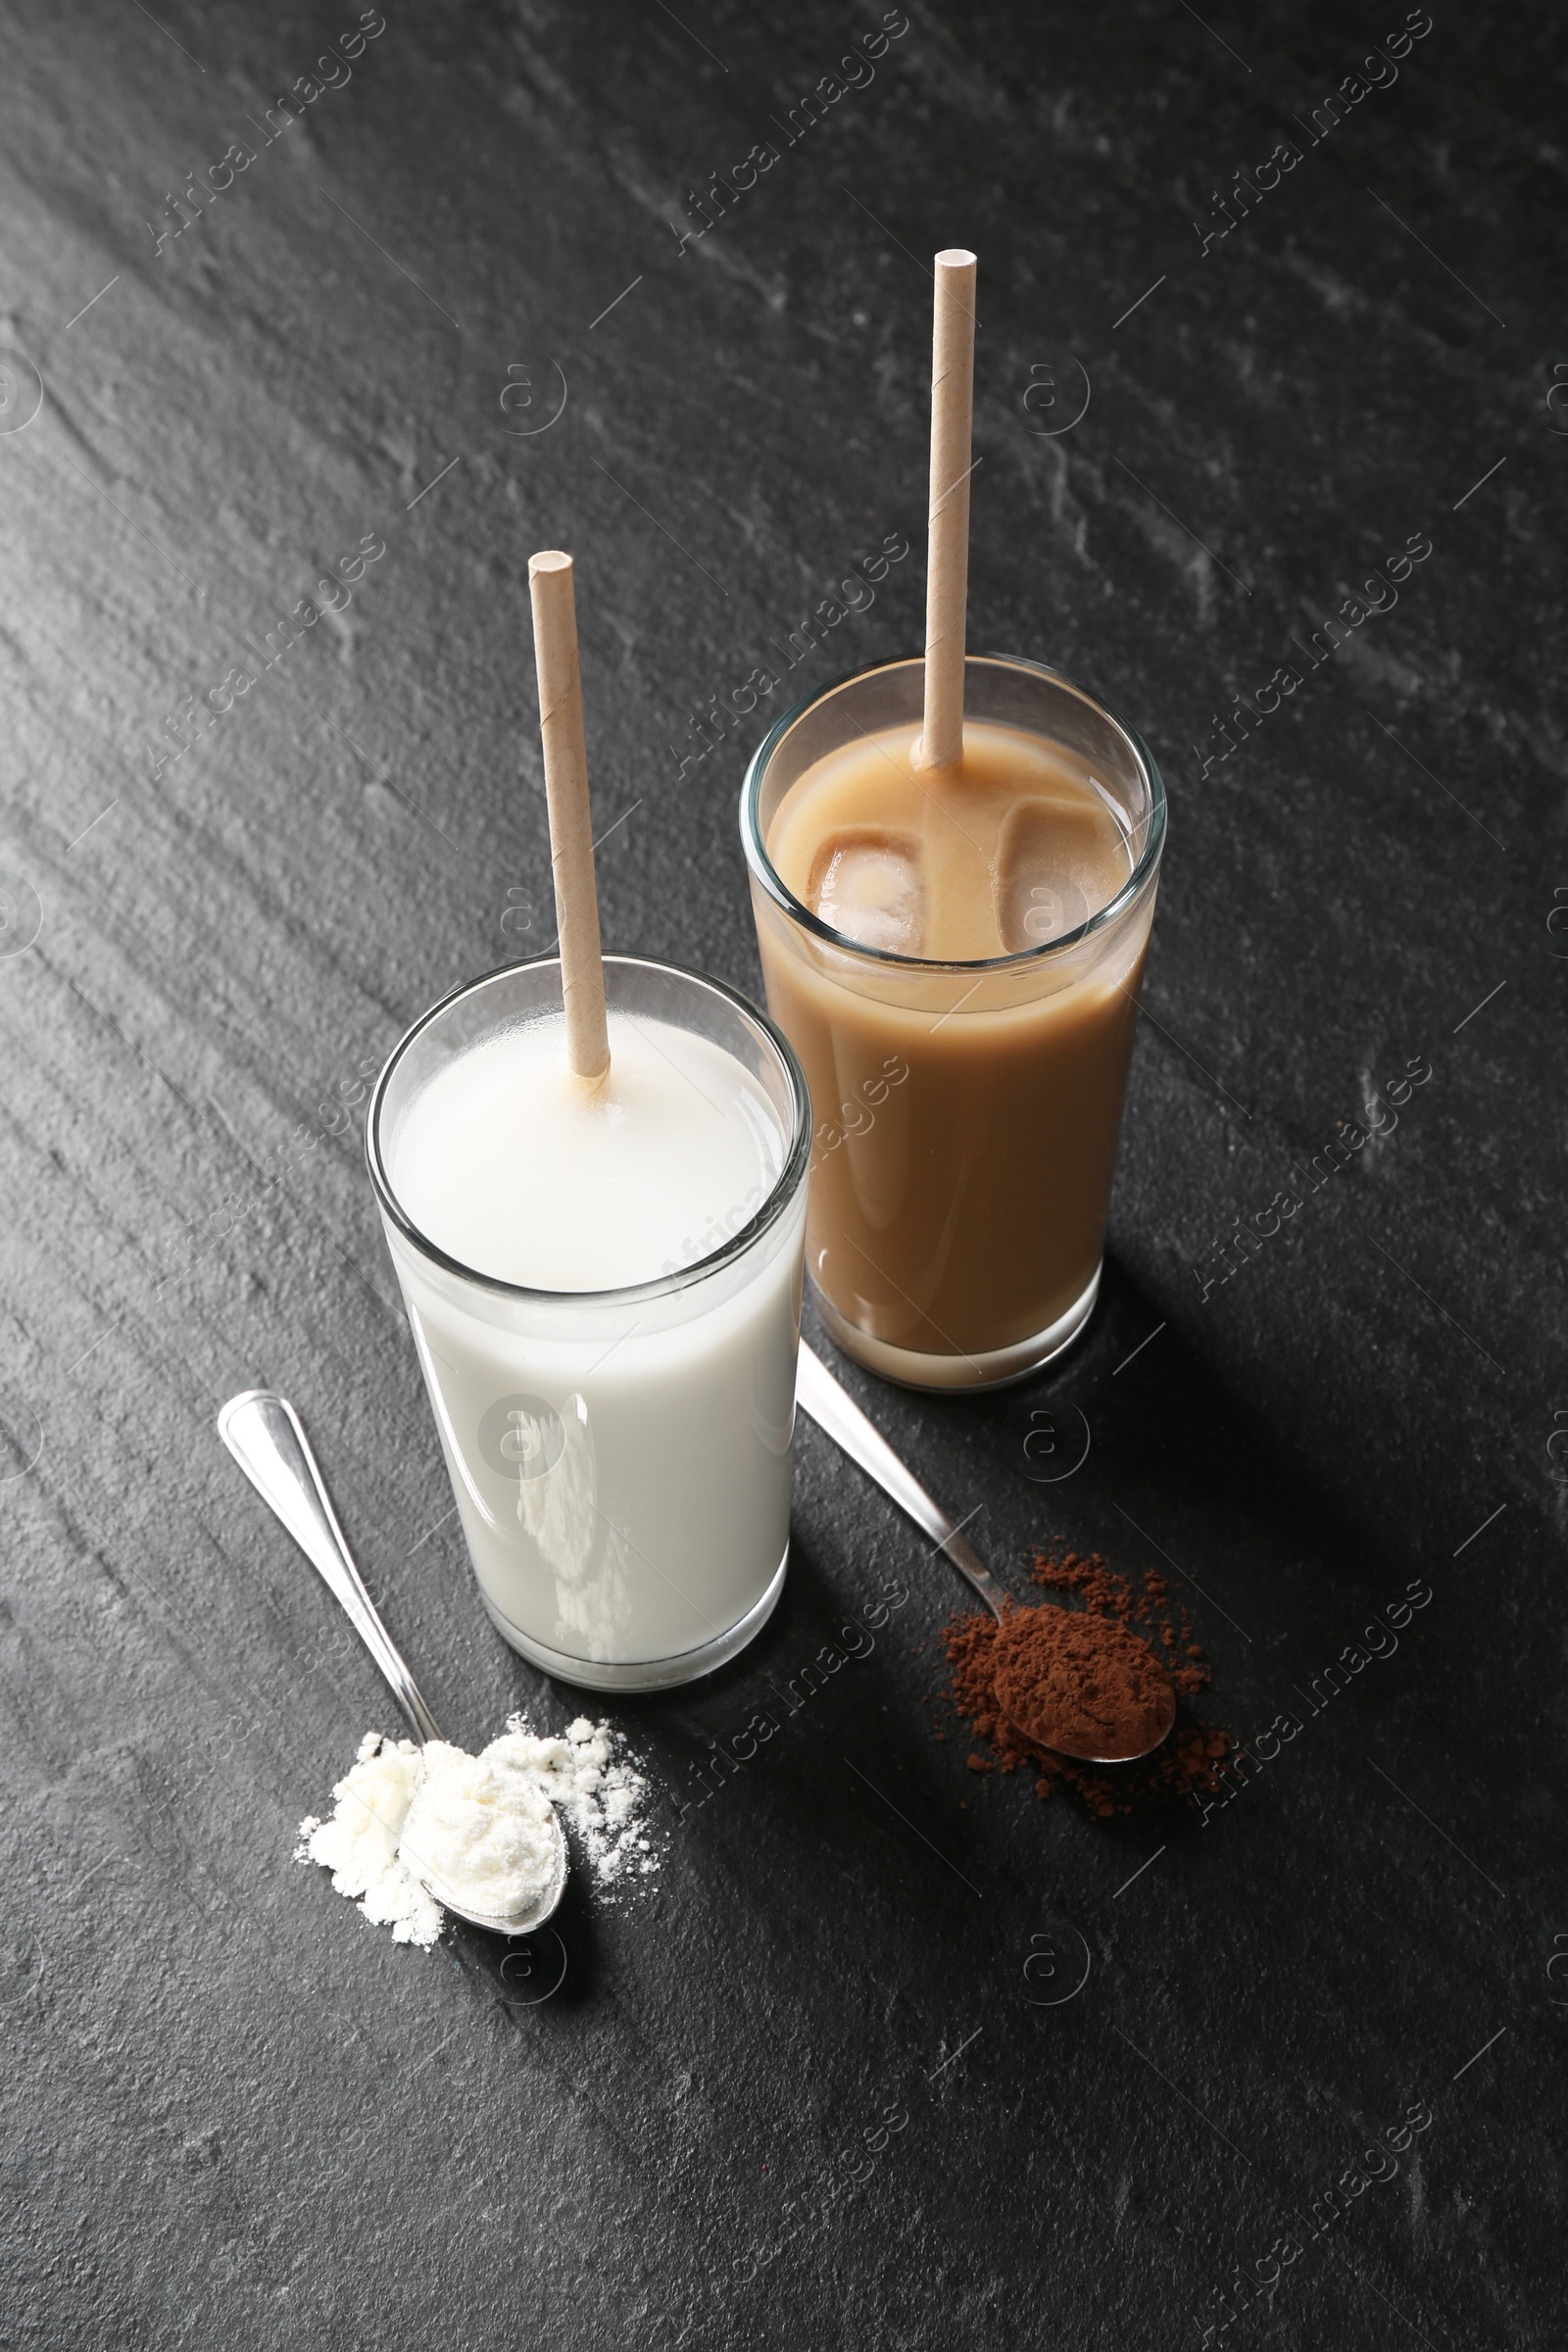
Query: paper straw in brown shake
xmin=914 ymin=248 xmax=977 ymax=773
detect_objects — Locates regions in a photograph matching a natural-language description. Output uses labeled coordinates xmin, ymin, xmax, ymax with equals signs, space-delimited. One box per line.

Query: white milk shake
xmin=393 ymin=1017 xmax=783 ymax=1291
xmin=371 ymin=969 xmax=808 ymax=1688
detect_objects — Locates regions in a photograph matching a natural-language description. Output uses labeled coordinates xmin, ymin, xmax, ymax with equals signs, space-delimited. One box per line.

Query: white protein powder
xmin=296 ymin=1715 xmax=656 ymax=1948
xmin=489 ymin=1713 xmax=660 ymax=1891
xmin=295 ymin=1733 xmax=443 ymax=1949
xmin=398 ymin=1739 xmax=562 ymax=1922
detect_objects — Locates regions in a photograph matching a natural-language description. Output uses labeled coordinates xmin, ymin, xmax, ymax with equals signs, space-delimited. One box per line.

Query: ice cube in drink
xmin=808 ymin=828 xmax=926 ymax=955
xmin=994 ymin=797 xmax=1113 ymax=951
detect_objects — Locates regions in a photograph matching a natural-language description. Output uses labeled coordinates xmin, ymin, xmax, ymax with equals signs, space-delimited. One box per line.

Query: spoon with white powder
xmin=219 ymin=1390 xmax=567 ymax=1937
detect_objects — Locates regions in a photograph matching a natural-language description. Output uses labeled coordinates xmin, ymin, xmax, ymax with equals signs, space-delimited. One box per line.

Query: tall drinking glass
xmin=368 ymin=956 xmax=811 ymax=1690
xmin=742 ymin=655 xmax=1165 ymax=1391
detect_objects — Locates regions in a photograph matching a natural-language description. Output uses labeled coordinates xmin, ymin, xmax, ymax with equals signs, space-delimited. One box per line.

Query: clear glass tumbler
xmin=741 ymin=655 xmax=1165 ymax=1391
xmin=368 ymin=956 xmax=811 ymax=1690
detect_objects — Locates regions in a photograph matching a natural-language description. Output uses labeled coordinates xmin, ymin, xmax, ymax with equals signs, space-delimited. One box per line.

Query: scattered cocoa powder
xmin=940 ymin=1544 xmax=1232 ymax=1818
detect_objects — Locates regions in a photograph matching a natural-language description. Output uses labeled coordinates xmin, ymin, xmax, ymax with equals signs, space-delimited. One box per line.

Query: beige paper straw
xmin=527 ymin=550 xmax=611 ymax=1081
xmin=915 ymin=248 xmax=978 ymax=773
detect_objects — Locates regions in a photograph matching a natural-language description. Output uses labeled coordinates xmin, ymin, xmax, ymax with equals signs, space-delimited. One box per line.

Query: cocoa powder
xmin=992 ymin=1604 xmax=1172 ymax=1759
xmin=941 ymin=1544 xmax=1231 ymax=1817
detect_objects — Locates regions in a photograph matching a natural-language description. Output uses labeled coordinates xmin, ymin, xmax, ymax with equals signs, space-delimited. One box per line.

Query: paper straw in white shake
xmin=527 ymin=549 xmax=611 ymax=1082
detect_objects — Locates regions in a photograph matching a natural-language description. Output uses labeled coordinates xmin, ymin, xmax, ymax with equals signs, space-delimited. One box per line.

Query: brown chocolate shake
xmin=747 ymin=685 xmax=1160 ymax=1386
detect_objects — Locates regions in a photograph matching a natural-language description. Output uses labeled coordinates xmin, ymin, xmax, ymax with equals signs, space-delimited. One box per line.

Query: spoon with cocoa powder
xmin=796 ymin=1346 xmax=1175 ymax=1764
xmin=988 ymin=1604 xmax=1175 ymax=1763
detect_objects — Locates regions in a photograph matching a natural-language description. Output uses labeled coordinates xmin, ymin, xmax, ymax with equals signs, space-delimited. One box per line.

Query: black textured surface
xmin=2 ymin=3 xmax=1562 ymax=2345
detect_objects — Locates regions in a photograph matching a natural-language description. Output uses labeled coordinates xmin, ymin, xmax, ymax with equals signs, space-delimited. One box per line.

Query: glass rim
xmin=739 ymin=651 xmax=1167 ymax=974
xmin=366 ymin=953 xmax=812 ymax=1307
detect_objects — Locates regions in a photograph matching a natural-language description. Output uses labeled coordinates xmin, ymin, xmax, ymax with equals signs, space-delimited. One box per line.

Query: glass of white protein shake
xmin=368 ymin=954 xmax=810 ymax=1690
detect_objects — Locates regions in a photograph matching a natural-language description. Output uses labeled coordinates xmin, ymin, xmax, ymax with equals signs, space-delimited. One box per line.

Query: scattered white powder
xmin=295 ymin=1732 xmax=443 ymax=1949
xmin=489 ymin=1712 xmax=660 ymax=1893
xmin=398 ymin=1738 xmax=563 ymax=1924
xmin=296 ymin=1714 xmax=656 ymax=1948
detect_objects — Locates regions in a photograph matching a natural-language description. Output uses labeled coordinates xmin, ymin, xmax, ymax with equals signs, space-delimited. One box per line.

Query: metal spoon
xmin=794 ymin=1343 xmax=1175 ymax=1765
xmin=217 ymin=1389 xmax=567 ymax=1936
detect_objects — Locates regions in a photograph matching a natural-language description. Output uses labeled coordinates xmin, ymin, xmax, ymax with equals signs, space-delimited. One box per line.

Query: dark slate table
xmin=3 ymin=1 xmax=1561 ymax=2342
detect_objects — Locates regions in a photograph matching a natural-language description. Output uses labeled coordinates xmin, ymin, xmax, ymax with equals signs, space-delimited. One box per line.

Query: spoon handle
xmin=218 ymin=1390 xmax=443 ymax=1747
xmin=795 ymin=1344 xmax=1010 ymax=1620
